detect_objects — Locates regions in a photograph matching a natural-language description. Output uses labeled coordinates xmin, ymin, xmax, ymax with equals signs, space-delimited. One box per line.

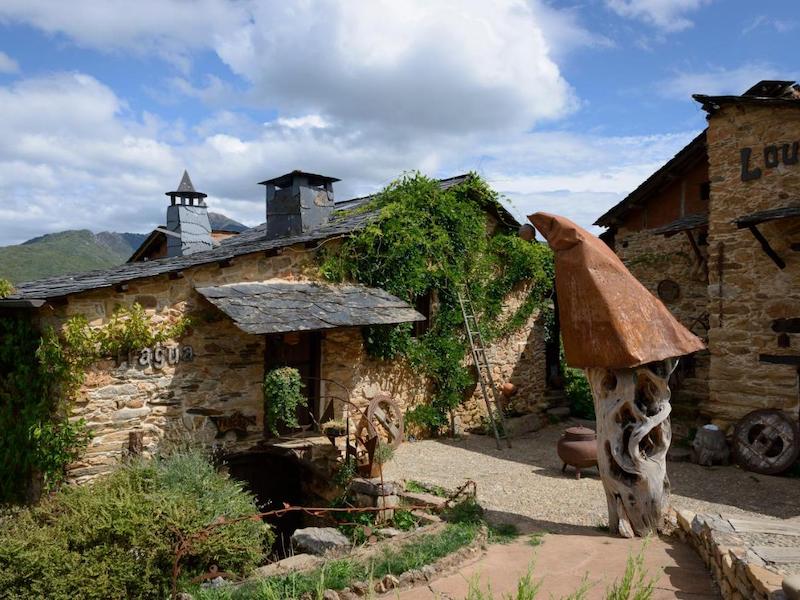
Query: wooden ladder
xmin=457 ymin=285 xmax=511 ymax=449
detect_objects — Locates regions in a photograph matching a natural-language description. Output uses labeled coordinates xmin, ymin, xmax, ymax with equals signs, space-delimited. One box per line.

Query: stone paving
xmin=382 ymin=420 xmax=800 ymax=599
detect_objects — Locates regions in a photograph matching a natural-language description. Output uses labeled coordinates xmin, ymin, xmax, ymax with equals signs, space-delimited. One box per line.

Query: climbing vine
xmin=0 ymin=278 xmax=13 ymax=298
xmin=320 ymin=173 xmax=553 ymax=432
xmin=263 ymin=367 xmax=305 ymax=436
xmin=0 ymin=304 xmax=190 ymax=502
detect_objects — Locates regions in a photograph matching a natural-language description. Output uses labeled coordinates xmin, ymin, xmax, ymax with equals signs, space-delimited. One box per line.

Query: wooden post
xmin=586 ymin=358 xmax=677 ymax=538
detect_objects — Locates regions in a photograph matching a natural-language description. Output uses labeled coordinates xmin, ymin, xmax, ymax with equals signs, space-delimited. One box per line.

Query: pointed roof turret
xmin=166 ymin=170 xmax=207 ymax=205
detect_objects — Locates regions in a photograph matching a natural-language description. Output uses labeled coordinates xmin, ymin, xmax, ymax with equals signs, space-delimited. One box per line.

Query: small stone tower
xmin=259 ymin=170 xmax=339 ymax=239
xmin=165 ymin=171 xmax=213 ymax=257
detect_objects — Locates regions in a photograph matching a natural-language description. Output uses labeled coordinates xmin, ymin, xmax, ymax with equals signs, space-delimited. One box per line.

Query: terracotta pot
xmin=557 ymin=426 xmax=598 ymax=479
xmin=500 ymin=382 xmax=517 ymax=398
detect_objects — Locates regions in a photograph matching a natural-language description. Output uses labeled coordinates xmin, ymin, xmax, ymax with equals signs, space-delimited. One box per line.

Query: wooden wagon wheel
xmin=732 ymin=409 xmax=800 ymax=475
xmin=366 ymin=393 xmax=404 ymax=449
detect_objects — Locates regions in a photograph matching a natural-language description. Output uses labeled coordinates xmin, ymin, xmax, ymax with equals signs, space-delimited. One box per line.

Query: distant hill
xmin=0 ymin=212 xmax=247 ymax=284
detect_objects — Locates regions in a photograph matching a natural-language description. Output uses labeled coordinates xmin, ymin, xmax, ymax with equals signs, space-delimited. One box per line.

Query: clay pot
xmin=557 ymin=426 xmax=598 ymax=479
xmin=500 ymin=382 xmax=517 ymax=398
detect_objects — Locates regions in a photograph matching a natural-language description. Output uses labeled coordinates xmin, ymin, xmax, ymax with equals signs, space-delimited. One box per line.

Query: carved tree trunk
xmin=586 ymin=359 xmax=677 ymax=538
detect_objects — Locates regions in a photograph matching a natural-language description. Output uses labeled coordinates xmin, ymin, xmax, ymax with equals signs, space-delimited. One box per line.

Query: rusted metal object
xmin=366 ymin=394 xmax=404 ymax=449
xmin=732 ymin=409 xmax=800 ymax=475
xmin=528 ymin=212 xmax=704 ymax=369
xmin=557 ymin=426 xmax=598 ymax=479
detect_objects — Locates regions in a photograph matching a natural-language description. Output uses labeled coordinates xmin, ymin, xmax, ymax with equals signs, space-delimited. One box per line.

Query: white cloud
xmin=0 ymin=0 xmax=584 ymax=135
xmin=606 ymin=0 xmax=711 ymax=32
xmin=214 ymin=1 xmax=577 ymax=135
xmin=0 ymin=69 xmax=695 ymax=245
xmin=658 ymin=63 xmax=793 ymax=100
xmin=0 ymin=51 xmax=18 ymax=73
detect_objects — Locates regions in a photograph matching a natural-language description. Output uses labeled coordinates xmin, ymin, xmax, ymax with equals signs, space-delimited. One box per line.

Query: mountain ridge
xmin=0 ymin=213 xmax=247 ymax=284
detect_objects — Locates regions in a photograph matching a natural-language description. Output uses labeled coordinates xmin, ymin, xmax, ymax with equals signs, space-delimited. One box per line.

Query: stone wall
xmin=36 ymin=242 xmax=547 ymax=483
xmin=45 ymin=246 xmax=313 ymax=483
xmin=615 ymin=227 xmax=710 ymax=435
xmin=705 ymin=103 xmax=800 ymax=429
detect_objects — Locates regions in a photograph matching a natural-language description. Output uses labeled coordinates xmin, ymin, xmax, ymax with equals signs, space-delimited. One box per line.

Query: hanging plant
xmin=263 ymin=367 xmax=305 ymax=436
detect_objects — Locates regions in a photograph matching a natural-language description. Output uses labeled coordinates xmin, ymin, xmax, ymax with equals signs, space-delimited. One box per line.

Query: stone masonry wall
xmin=705 ymin=103 xmax=800 ymax=429
xmin=615 ymin=227 xmax=710 ymax=435
xmin=45 ymin=247 xmax=312 ymax=483
xmin=38 ymin=243 xmax=547 ymax=483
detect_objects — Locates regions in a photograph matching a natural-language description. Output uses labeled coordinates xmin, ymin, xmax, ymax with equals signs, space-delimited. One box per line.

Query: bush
xmin=564 ymin=366 xmax=594 ymax=420
xmin=0 ymin=451 xmax=271 ymax=599
xmin=263 ymin=367 xmax=305 ymax=436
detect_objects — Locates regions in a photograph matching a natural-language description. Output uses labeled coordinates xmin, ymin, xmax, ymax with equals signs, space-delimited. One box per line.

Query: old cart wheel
xmin=732 ymin=409 xmax=799 ymax=475
xmin=367 ymin=393 xmax=404 ymax=449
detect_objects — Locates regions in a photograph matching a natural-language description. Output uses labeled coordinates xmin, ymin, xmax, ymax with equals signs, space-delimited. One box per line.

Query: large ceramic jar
xmin=557 ymin=426 xmax=598 ymax=479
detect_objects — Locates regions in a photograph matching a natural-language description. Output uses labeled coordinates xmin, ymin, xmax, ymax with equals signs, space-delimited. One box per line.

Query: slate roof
xmin=196 ymin=281 xmax=424 ymax=335
xmin=7 ymin=174 xmax=517 ymax=303
xmin=651 ymin=213 xmax=708 ymax=237
xmin=734 ymin=205 xmax=800 ymax=228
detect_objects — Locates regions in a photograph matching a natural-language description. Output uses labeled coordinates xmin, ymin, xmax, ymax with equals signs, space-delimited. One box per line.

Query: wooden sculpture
xmin=529 ymin=212 xmax=704 ymax=537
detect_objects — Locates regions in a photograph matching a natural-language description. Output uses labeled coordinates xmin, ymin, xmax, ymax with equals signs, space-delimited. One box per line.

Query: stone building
xmin=1 ymin=170 xmax=551 ymax=488
xmin=596 ymin=80 xmax=800 ymax=435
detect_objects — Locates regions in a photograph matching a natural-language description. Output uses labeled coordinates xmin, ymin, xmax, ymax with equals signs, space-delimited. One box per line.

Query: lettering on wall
xmin=741 ymin=142 xmax=800 ymax=181
xmin=137 ymin=344 xmax=193 ymax=369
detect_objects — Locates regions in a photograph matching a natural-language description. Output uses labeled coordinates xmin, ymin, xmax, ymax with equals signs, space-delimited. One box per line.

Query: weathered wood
xmin=747 ymin=225 xmax=786 ymax=269
xmin=586 ymin=359 xmax=677 ymax=538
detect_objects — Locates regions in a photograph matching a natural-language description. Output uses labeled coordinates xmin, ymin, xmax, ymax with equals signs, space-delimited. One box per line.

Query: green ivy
xmin=319 ymin=173 xmax=553 ymax=433
xmin=0 ymin=279 xmax=13 ymax=299
xmin=0 ymin=303 xmax=191 ymax=503
xmin=263 ymin=367 xmax=305 ymax=436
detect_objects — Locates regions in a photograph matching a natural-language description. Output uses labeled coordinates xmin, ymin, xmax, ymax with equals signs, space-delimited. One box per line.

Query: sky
xmin=0 ymin=0 xmax=798 ymax=245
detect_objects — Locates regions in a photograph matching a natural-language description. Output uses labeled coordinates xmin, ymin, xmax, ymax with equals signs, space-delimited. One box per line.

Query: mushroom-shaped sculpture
xmin=529 ymin=212 xmax=704 ymax=538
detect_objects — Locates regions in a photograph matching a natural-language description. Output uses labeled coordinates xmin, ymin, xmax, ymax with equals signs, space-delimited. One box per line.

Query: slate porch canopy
xmin=196 ymin=281 xmax=425 ymax=335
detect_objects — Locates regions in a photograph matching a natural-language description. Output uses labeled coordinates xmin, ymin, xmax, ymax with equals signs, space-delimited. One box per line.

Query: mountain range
xmin=0 ymin=213 xmax=247 ymax=284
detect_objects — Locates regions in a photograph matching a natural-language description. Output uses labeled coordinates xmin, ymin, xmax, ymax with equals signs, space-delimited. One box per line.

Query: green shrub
xmin=564 ymin=366 xmax=594 ymax=419
xmin=263 ymin=367 xmax=305 ymax=436
xmin=0 ymin=278 xmax=13 ymax=298
xmin=0 ymin=451 xmax=271 ymax=599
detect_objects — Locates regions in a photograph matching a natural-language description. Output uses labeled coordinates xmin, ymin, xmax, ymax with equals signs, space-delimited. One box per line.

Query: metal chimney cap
xmin=258 ymin=170 xmax=340 ymax=188
xmin=166 ymin=170 xmax=208 ymax=199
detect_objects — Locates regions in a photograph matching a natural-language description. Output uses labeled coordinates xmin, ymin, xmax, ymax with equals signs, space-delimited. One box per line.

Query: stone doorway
xmin=265 ymin=331 xmax=322 ymax=433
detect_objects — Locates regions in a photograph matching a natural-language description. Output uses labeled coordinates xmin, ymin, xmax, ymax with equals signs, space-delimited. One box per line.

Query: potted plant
xmin=263 ymin=367 xmax=304 ymax=437
xmin=321 ymin=418 xmax=347 ymax=438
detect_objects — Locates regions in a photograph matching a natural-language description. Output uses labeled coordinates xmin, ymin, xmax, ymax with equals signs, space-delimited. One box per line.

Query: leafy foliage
xmin=0 ymin=278 xmax=13 ymax=298
xmin=0 ymin=304 xmax=191 ymax=502
xmin=97 ymin=303 xmax=191 ymax=358
xmin=0 ymin=451 xmax=270 ymax=600
xmin=263 ymin=367 xmax=305 ymax=436
xmin=320 ymin=173 xmax=553 ymax=432
xmin=564 ymin=366 xmax=594 ymax=420
xmin=0 ymin=317 xmax=91 ymax=501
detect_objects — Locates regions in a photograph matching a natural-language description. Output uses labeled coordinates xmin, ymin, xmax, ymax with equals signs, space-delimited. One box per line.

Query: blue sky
xmin=0 ymin=0 xmax=797 ymax=245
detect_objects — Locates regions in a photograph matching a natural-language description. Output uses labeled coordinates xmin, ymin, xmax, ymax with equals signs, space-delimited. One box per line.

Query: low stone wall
xmin=675 ymin=509 xmax=789 ymax=600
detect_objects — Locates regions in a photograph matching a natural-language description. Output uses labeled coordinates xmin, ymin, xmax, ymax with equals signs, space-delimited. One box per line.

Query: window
xmin=413 ymin=291 xmax=432 ymax=337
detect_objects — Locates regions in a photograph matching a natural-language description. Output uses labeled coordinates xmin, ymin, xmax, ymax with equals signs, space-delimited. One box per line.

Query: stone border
xmin=674 ymin=510 xmax=787 ymax=600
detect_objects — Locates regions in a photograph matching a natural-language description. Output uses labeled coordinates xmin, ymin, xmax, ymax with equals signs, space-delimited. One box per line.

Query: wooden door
xmin=265 ymin=332 xmax=321 ymax=434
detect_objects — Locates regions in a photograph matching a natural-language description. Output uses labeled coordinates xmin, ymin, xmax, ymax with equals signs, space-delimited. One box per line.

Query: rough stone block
xmin=253 ymin=553 xmax=323 ymax=578
xmin=291 ymin=527 xmax=349 ymax=556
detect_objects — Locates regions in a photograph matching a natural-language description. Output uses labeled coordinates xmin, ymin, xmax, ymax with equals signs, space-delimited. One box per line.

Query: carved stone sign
xmin=137 ymin=344 xmax=193 ymax=369
xmin=741 ymin=142 xmax=799 ymax=181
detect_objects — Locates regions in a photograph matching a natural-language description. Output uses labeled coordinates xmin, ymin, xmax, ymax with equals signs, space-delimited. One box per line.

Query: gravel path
xmin=384 ymin=419 xmax=800 ymax=533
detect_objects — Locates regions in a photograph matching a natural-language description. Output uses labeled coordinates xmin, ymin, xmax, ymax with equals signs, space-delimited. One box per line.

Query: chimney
xmin=259 ymin=170 xmax=339 ymax=239
xmin=165 ymin=170 xmax=213 ymax=257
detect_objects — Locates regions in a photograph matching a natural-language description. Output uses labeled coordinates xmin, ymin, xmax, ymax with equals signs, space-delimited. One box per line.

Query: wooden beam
xmin=747 ymin=225 xmax=785 ymax=269
xmin=218 ymin=258 xmax=233 ymax=269
xmin=684 ymin=230 xmax=708 ymax=276
xmin=168 ymin=270 xmax=184 ymax=280
xmin=114 ymin=283 xmax=129 ymax=293
xmin=759 ymin=354 xmax=800 ymax=366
